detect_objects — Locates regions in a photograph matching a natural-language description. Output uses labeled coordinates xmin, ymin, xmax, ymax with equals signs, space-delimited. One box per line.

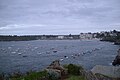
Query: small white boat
xmin=11 ymin=52 xmax=16 ymax=54
xmin=18 ymin=53 xmax=22 ymax=55
xmin=60 ymin=58 xmax=64 ymax=61
xmin=66 ymin=56 xmax=68 ymax=58
xmin=34 ymin=47 xmax=38 ymax=49
xmin=64 ymin=56 xmax=68 ymax=58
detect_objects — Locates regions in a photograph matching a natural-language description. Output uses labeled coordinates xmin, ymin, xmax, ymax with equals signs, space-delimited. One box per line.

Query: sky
xmin=0 ymin=0 xmax=120 ymax=35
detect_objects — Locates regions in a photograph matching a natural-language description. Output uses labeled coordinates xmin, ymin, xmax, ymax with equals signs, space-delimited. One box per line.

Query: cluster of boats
xmin=0 ymin=44 xmax=102 ymax=61
xmin=59 ymin=47 xmax=102 ymax=61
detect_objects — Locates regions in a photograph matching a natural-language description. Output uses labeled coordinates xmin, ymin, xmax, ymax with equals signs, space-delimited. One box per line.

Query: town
xmin=0 ymin=30 xmax=120 ymax=44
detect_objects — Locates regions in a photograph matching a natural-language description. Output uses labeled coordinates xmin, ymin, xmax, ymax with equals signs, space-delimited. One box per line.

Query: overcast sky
xmin=0 ymin=0 xmax=120 ymax=35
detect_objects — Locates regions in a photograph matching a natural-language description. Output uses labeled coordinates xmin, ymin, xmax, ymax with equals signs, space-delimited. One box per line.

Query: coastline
xmin=1 ymin=60 xmax=120 ymax=80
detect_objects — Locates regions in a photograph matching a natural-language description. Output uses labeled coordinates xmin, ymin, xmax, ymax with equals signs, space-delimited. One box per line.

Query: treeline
xmin=0 ymin=35 xmax=39 ymax=41
xmin=0 ymin=35 xmax=80 ymax=41
xmin=97 ymin=30 xmax=120 ymax=45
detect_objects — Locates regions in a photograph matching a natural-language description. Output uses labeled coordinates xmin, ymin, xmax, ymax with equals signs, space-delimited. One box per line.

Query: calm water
xmin=0 ymin=40 xmax=119 ymax=74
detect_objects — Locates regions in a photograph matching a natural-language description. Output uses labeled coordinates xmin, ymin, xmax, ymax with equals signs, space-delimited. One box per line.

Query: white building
xmin=80 ymin=33 xmax=93 ymax=39
xmin=58 ymin=35 xmax=64 ymax=39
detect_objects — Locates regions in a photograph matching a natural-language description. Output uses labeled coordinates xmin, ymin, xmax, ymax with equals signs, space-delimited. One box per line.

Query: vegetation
xmin=10 ymin=70 xmax=49 ymax=80
xmin=65 ymin=75 xmax=86 ymax=80
xmin=0 ymin=35 xmax=38 ymax=41
xmin=2 ymin=63 xmax=119 ymax=80
xmin=63 ymin=64 xmax=86 ymax=80
xmin=67 ymin=64 xmax=83 ymax=75
xmin=96 ymin=30 xmax=120 ymax=45
xmin=0 ymin=35 xmax=80 ymax=41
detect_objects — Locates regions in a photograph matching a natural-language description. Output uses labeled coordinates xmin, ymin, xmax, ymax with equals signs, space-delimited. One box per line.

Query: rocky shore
xmin=45 ymin=60 xmax=120 ymax=80
xmin=1 ymin=60 xmax=119 ymax=80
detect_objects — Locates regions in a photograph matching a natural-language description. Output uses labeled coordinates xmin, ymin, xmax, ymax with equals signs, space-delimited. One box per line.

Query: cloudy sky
xmin=0 ymin=0 xmax=120 ymax=35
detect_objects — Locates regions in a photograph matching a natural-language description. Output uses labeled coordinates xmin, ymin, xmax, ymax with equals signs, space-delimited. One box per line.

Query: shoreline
xmin=0 ymin=60 xmax=120 ymax=80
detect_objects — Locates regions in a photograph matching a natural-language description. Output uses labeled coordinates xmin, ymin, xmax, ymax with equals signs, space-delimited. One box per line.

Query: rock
xmin=47 ymin=60 xmax=60 ymax=68
xmin=91 ymin=65 xmax=120 ymax=78
xmin=45 ymin=69 xmax=61 ymax=79
xmin=80 ymin=69 xmax=115 ymax=80
xmin=112 ymin=49 xmax=120 ymax=66
xmin=46 ymin=60 xmax=67 ymax=79
xmin=53 ymin=50 xmax=57 ymax=53
xmin=80 ymin=70 xmax=98 ymax=80
xmin=95 ymin=73 xmax=113 ymax=80
xmin=23 ymin=55 xmax=27 ymax=57
xmin=114 ymin=41 xmax=120 ymax=45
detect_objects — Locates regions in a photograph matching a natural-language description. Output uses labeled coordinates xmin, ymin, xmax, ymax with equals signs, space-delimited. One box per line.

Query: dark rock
xmin=0 ymin=74 xmax=4 ymax=80
xmin=114 ymin=41 xmax=120 ymax=45
xmin=23 ymin=55 xmax=27 ymax=57
xmin=53 ymin=50 xmax=57 ymax=53
xmin=112 ymin=49 xmax=120 ymax=66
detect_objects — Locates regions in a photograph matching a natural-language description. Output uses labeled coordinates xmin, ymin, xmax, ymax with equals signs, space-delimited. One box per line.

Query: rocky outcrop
xmin=46 ymin=60 xmax=120 ymax=80
xmin=80 ymin=70 xmax=98 ymax=80
xmin=80 ymin=69 xmax=115 ymax=80
xmin=95 ymin=73 xmax=114 ymax=80
xmin=45 ymin=60 xmax=67 ymax=79
xmin=91 ymin=65 xmax=120 ymax=78
xmin=112 ymin=49 xmax=120 ymax=66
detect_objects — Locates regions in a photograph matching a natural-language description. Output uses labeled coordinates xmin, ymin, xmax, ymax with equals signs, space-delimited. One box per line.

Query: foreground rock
xmin=91 ymin=65 xmax=120 ymax=78
xmin=80 ymin=70 xmax=116 ymax=80
xmin=112 ymin=49 xmax=120 ymax=66
xmin=45 ymin=60 xmax=67 ymax=79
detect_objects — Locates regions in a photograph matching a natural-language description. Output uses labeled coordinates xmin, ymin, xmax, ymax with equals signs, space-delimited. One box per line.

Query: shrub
xmin=67 ymin=64 xmax=83 ymax=75
xmin=63 ymin=64 xmax=68 ymax=69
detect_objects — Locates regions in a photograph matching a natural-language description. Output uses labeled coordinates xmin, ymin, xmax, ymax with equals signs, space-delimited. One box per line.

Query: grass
xmin=65 ymin=75 xmax=86 ymax=80
xmin=10 ymin=70 xmax=49 ymax=80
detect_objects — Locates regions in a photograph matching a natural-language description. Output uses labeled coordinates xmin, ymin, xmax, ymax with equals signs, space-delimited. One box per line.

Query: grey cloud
xmin=0 ymin=0 xmax=120 ymax=35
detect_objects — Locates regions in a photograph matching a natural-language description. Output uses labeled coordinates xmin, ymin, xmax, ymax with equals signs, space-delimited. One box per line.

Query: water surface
xmin=0 ymin=40 xmax=119 ymax=74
